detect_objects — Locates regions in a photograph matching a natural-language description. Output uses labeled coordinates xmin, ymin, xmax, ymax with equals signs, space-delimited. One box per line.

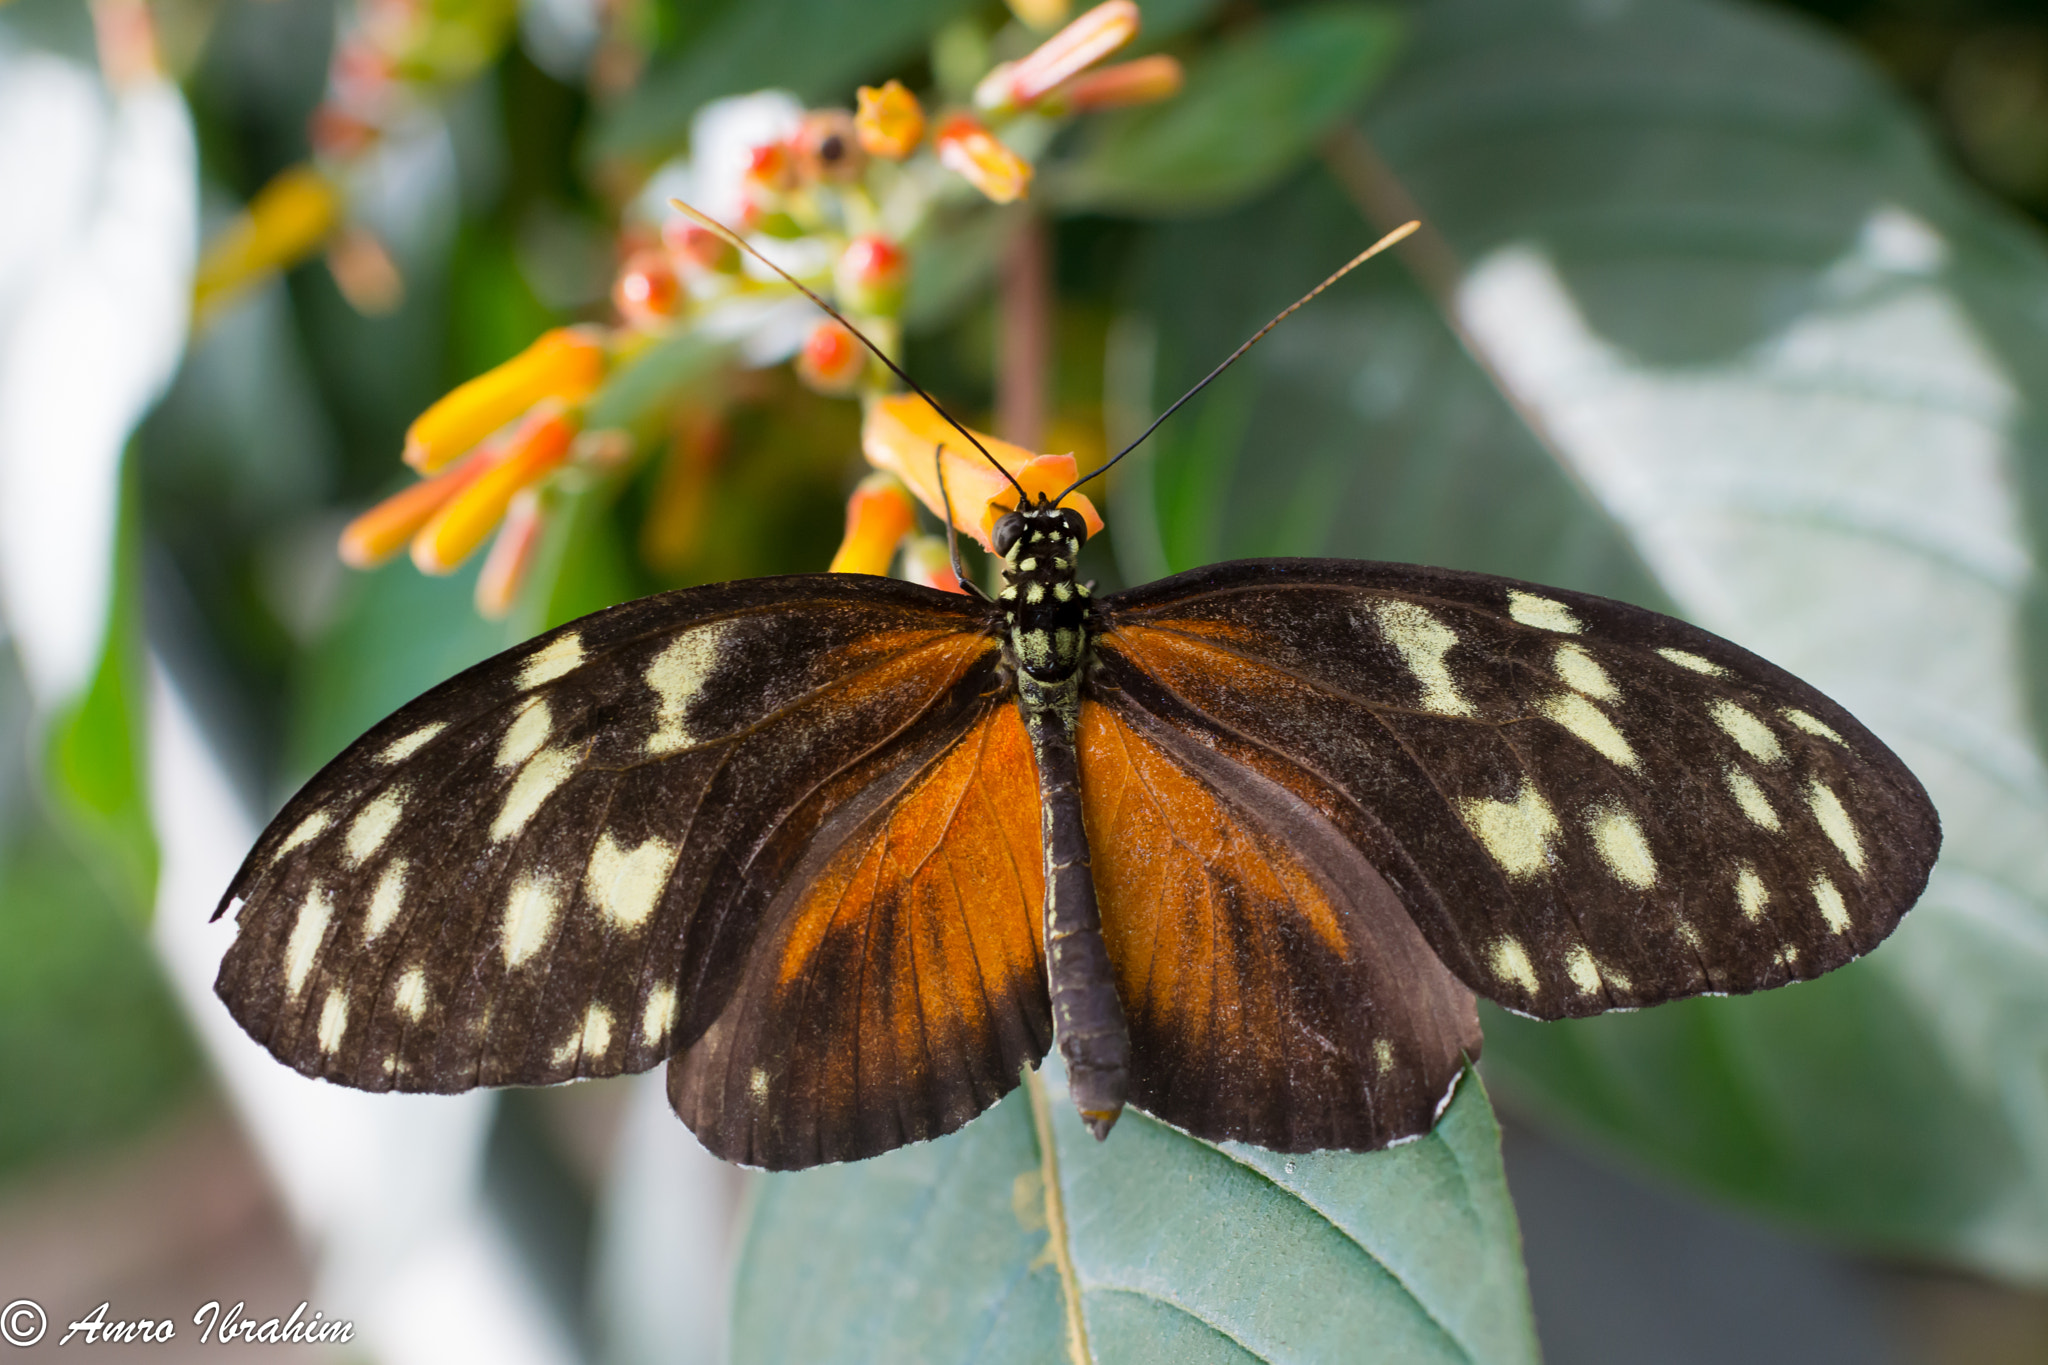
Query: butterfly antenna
xmin=1055 ymin=220 xmax=1420 ymax=502
xmin=935 ymin=443 xmax=990 ymax=600
xmin=670 ymin=199 xmax=1029 ymax=504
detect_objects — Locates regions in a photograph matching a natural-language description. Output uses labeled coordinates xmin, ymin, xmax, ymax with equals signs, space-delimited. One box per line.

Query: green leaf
xmin=593 ymin=0 xmax=981 ymax=163
xmin=732 ymin=1065 xmax=1537 ymax=1364
xmin=1367 ymin=0 xmax=2048 ymax=1280
xmin=43 ymin=450 xmax=157 ymax=920
xmin=1046 ymin=4 xmax=1404 ymax=216
xmin=1118 ymin=0 xmax=2048 ymax=1281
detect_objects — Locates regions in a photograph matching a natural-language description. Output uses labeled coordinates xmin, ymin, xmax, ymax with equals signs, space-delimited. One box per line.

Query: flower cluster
xmin=341 ymin=0 xmax=1174 ymax=615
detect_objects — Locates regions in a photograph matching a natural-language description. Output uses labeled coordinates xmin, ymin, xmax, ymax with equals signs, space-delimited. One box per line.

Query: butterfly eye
xmin=1059 ymin=509 xmax=1088 ymax=545
xmin=992 ymin=512 xmax=1026 ymax=556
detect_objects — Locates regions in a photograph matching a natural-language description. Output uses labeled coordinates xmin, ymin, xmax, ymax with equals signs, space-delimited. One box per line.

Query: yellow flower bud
xmin=412 ymin=404 xmax=577 ymax=574
xmin=855 ymin=80 xmax=927 ymax=160
xmin=402 ymin=327 xmax=605 ymax=473
xmin=193 ymin=164 xmax=342 ymax=323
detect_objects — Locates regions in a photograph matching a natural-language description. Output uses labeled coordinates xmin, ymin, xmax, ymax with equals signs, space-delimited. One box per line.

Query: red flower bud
xmin=662 ymin=221 xmax=739 ymax=274
xmin=835 ymin=235 xmax=907 ymax=315
xmin=796 ymin=320 xmax=866 ymax=395
xmin=613 ymin=248 xmax=683 ymax=329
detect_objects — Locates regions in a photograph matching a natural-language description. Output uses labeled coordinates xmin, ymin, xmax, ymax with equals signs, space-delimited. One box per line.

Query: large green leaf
xmin=1047 ymin=4 xmax=1404 ymax=216
xmin=1119 ymin=0 xmax=2048 ymax=1280
xmin=733 ymin=1064 xmax=1536 ymax=1364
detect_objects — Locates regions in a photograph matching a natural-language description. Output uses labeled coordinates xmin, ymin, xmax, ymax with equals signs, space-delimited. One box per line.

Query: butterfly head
xmin=992 ymin=496 xmax=1088 ymax=563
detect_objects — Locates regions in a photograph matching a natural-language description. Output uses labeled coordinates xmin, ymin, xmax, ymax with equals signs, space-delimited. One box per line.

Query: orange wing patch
xmin=673 ymin=702 xmax=1051 ymax=1167
xmin=1077 ymin=697 xmax=1480 ymax=1151
xmin=1079 ymin=700 xmax=1348 ymax=1045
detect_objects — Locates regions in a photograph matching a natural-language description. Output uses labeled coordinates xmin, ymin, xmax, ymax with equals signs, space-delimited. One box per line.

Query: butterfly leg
xmin=1021 ymin=675 xmax=1130 ymax=1139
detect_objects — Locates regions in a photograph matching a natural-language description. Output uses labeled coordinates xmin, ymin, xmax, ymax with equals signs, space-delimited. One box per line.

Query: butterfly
xmin=214 ymin=216 xmax=1941 ymax=1171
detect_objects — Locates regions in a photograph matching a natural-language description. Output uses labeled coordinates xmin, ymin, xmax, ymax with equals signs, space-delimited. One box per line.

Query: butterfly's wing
xmin=1094 ymin=560 xmax=1940 ymax=1042
xmin=1076 ymin=695 xmax=1483 ymax=1152
xmin=215 ymin=575 xmax=1050 ymax=1169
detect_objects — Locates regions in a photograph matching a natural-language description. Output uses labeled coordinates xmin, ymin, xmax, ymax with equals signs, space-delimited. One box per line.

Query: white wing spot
xmin=284 ymin=886 xmax=333 ymax=1000
xmin=748 ymin=1067 xmax=771 ymax=1102
xmin=642 ymin=985 xmax=678 ymax=1046
xmin=1373 ymin=600 xmax=1474 ymax=716
xmin=1459 ymin=781 xmax=1560 ymax=878
xmin=1553 ymin=644 xmax=1617 ymax=700
xmin=1811 ymin=875 xmax=1851 ymax=935
xmin=646 ymin=625 xmax=729 ymax=755
xmin=1656 ymin=648 xmax=1725 ymax=677
xmin=587 ymin=834 xmax=679 ymax=930
xmin=519 ymin=633 xmax=585 ymax=689
xmin=1489 ymin=937 xmax=1540 ymax=995
xmin=581 ymin=1004 xmax=613 ymax=1060
xmin=1806 ymin=780 xmax=1867 ymax=872
xmin=1542 ymin=693 xmax=1638 ymax=770
xmin=491 ymin=748 xmax=578 ymax=842
xmin=378 ymin=722 xmax=447 ymax=764
xmin=502 ymin=872 xmax=563 ymax=968
xmin=275 ymin=808 xmax=332 ymax=860
xmin=1783 ymin=708 xmax=1846 ymax=745
xmin=1566 ymin=946 xmax=1601 ymax=997
xmin=394 ymin=967 xmax=428 ymax=1021
xmin=1736 ymin=863 xmax=1769 ymax=922
xmin=1589 ymin=803 xmax=1657 ymax=888
xmin=345 ymin=787 xmax=408 ymax=864
xmin=1372 ymin=1038 xmax=1394 ymax=1077
xmin=1725 ymin=769 xmax=1781 ymax=831
xmin=1507 ymin=591 xmax=1582 ymax=634
xmin=364 ymin=859 xmax=410 ymax=942
xmin=497 ymin=700 xmax=553 ymax=769
xmin=1711 ymin=699 xmax=1782 ymax=763
xmin=317 ymin=988 xmax=349 ymax=1055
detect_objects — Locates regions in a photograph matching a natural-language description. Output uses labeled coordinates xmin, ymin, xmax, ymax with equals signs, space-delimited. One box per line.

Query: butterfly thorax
xmin=996 ymin=500 xmax=1094 ymax=698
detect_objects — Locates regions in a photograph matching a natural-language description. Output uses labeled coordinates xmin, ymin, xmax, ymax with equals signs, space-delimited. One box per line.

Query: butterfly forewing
xmin=214 ymin=576 xmax=1011 ymax=1102
xmin=1096 ymin=560 xmax=1940 ymax=1021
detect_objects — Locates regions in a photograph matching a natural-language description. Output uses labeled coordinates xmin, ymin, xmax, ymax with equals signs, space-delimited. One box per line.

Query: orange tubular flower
xmin=862 ymin=394 xmax=1102 ymax=551
xmin=1057 ymin=54 xmax=1184 ymax=111
xmin=474 ymin=489 xmax=545 ymax=619
xmin=412 ymin=404 xmax=577 ymax=574
xmin=855 ymin=80 xmax=925 ymax=159
xmin=338 ymin=444 xmax=498 ymax=569
xmin=899 ymin=534 xmax=967 ymax=595
xmin=402 ymin=327 xmax=605 ymax=472
xmin=935 ymin=115 xmax=1033 ymax=205
xmin=829 ymin=473 xmax=918 ymax=576
xmin=977 ymin=0 xmax=1139 ymax=111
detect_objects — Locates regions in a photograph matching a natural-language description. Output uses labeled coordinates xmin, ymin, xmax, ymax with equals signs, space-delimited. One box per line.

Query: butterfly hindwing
xmin=213 ymin=576 xmax=1016 ymax=1113
xmin=1078 ymin=696 xmax=1482 ymax=1151
xmin=1096 ymin=559 xmax=1940 ymax=1021
xmin=670 ymin=702 xmax=1051 ymax=1169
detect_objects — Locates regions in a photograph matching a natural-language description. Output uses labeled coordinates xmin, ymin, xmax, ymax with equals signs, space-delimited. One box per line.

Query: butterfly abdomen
xmin=998 ymin=499 xmax=1129 ymax=1136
